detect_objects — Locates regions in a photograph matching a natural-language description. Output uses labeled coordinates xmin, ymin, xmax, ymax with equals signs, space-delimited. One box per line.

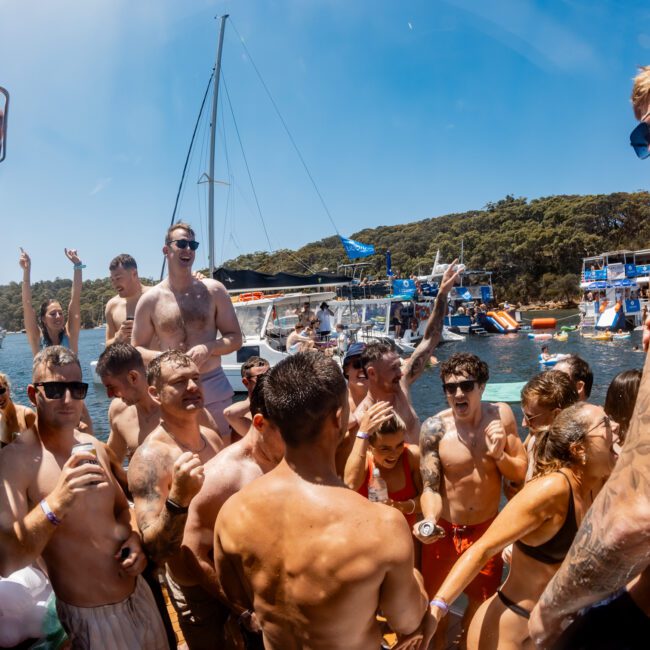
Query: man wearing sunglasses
xmin=0 ymin=346 xmax=167 ymax=648
xmin=529 ymin=64 xmax=650 ymax=650
xmin=133 ymin=221 xmax=242 ymax=445
xmin=416 ymin=352 xmax=526 ymax=649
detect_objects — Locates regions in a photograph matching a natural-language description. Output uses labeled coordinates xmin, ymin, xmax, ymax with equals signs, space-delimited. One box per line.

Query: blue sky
xmin=1 ymin=0 xmax=650 ymax=283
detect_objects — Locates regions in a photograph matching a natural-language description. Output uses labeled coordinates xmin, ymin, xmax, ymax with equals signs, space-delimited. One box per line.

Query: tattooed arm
xmin=529 ymin=353 xmax=650 ymax=647
xmin=128 ymin=442 xmax=205 ymax=564
xmin=413 ymin=416 xmax=446 ymax=541
xmin=402 ymin=262 xmax=459 ymax=386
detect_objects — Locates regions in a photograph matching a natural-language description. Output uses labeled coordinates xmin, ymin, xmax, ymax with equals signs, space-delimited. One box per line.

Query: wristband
xmin=356 ymin=431 xmax=370 ymax=440
xmin=165 ymin=497 xmax=189 ymax=515
xmin=73 ymin=263 xmax=86 ymax=270
xmin=430 ymin=597 xmax=449 ymax=616
xmin=405 ymin=499 xmax=416 ymax=515
xmin=40 ymin=499 xmax=62 ymax=526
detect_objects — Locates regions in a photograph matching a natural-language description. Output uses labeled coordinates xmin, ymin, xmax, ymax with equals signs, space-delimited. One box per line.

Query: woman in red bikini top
xmin=344 ymin=401 xmax=423 ymax=528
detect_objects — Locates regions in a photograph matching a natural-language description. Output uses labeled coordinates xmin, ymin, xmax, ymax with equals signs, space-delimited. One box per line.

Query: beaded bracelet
xmin=40 ymin=499 xmax=62 ymax=526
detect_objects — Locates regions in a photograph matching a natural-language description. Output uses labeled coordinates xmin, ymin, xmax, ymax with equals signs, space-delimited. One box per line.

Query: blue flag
xmin=340 ymin=235 xmax=375 ymax=260
xmin=386 ymin=250 xmax=393 ymax=277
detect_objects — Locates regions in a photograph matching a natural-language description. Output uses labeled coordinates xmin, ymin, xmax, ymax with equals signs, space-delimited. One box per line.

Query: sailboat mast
xmin=208 ymin=14 xmax=228 ymax=278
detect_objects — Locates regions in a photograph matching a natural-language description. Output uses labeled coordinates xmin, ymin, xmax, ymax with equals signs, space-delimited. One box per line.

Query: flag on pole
xmin=386 ymin=250 xmax=393 ymax=277
xmin=339 ymin=235 xmax=375 ymax=260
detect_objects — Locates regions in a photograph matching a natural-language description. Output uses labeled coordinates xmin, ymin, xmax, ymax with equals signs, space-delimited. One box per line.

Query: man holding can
xmin=415 ymin=352 xmax=527 ymax=650
xmin=0 ymin=346 xmax=167 ymax=649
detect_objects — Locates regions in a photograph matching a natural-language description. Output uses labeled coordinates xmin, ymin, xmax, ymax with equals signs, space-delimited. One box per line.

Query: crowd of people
xmin=2 ymin=71 xmax=650 ymax=650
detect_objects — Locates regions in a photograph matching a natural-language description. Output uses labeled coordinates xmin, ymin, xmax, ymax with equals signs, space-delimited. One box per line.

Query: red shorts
xmin=421 ymin=516 xmax=503 ymax=602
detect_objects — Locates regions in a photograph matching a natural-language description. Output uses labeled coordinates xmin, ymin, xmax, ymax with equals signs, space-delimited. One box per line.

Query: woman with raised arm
xmin=20 ymin=247 xmax=84 ymax=356
xmin=421 ymin=402 xmax=618 ymax=650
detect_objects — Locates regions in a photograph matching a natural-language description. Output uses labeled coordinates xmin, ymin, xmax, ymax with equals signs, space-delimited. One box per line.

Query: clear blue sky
xmin=2 ymin=0 xmax=650 ymax=283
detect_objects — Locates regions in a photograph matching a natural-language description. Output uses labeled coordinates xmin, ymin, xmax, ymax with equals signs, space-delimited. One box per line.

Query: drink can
xmin=71 ymin=442 xmax=98 ymax=464
xmin=418 ymin=520 xmax=445 ymax=539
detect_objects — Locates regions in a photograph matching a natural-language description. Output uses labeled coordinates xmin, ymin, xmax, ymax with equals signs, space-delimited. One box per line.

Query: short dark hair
xmin=264 ymin=351 xmax=346 ymax=448
xmin=521 ymin=370 xmax=579 ymax=412
xmin=166 ymin=221 xmax=195 ymax=244
xmin=369 ymin=411 xmax=406 ymax=444
xmin=556 ymin=355 xmax=593 ymax=398
xmin=241 ymin=356 xmax=270 ymax=379
xmin=147 ymin=350 xmax=193 ymax=388
xmin=440 ymin=352 xmax=489 ymax=386
xmin=249 ymin=372 xmax=269 ymax=418
xmin=109 ymin=254 xmax=138 ymax=271
xmin=96 ymin=343 xmax=145 ymax=378
xmin=33 ymin=346 xmax=81 ymax=380
xmin=360 ymin=341 xmax=396 ymax=369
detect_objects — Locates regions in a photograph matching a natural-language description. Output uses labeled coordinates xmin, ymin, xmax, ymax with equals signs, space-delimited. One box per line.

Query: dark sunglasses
xmin=0 ymin=386 xmax=6 ymax=395
xmin=168 ymin=239 xmax=200 ymax=251
xmin=442 ymin=379 xmax=477 ymax=395
xmin=630 ymin=121 xmax=650 ymax=159
xmin=34 ymin=381 xmax=88 ymax=400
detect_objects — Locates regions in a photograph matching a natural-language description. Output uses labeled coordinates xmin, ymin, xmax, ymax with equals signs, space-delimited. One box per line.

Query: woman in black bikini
xmin=425 ymin=402 xmax=618 ymax=649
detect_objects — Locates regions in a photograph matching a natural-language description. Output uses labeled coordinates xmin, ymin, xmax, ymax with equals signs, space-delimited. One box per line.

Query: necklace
xmin=165 ymin=428 xmax=207 ymax=454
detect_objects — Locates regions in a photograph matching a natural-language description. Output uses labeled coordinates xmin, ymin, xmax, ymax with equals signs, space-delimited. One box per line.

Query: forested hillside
xmin=1 ymin=192 xmax=649 ymax=331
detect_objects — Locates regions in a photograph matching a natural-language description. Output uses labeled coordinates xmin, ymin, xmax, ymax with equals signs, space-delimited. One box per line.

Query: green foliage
xmin=0 ymin=277 xmax=154 ymax=332
xmin=221 ymin=191 xmax=650 ymax=304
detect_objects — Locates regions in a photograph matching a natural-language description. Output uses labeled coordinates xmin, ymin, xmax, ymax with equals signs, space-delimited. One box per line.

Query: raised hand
xmin=168 ymin=451 xmax=205 ymax=507
xmin=358 ymin=401 xmax=394 ymax=435
xmin=485 ymin=419 xmax=507 ymax=460
xmin=19 ymin=247 xmax=31 ymax=271
xmin=50 ymin=452 xmax=108 ymax=513
xmin=438 ymin=258 xmax=461 ymax=296
xmin=64 ymin=248 xmax=82 ymax=266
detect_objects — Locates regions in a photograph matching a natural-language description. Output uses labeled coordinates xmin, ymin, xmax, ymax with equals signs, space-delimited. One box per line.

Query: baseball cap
xmin=343 ymin=342 xmax=366 ymax=366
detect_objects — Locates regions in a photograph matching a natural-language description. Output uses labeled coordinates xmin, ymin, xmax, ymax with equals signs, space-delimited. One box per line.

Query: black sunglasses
xmin=442 ymin=379 xmax=477 ymax=395
xmin=630 ymin=121 xmax=650 ymax=159
xmin=168 ymin=239 xmax=200 ymax=251
xmin=34 ymin=381 xmax=88 ymax=400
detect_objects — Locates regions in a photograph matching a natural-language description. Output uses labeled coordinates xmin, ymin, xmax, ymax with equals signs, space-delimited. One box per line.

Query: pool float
xmin=531 ymin=318 xmax=557 ymax=329
xmin=538 ymin=353 xmax=570 ymax=366
xmin=592 ymin=332 xmax=613 ymax=341
xmin=560 ymin=325 xmax=578 ymax=332
xmin=554 ymin=333 xmax=568 ymax=342
xmin=528 ymin=333 xmax=553 ymax=341
xmin=613 ymin=332 xmax=631 ymax=340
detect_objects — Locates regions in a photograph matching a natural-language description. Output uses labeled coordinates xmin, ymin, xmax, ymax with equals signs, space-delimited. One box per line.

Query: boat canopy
xmin=214 ymin=267 xmax=351 ymax=292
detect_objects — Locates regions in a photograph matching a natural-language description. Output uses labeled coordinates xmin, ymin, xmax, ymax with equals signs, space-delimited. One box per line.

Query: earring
xmin=581 ymin=454 xmax=587 ymax=465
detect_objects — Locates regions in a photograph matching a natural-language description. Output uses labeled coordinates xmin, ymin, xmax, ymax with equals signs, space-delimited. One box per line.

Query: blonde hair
xmin=631 ymin=65 xmax=650 ymax=120
xmin=0 ymin=372 xmax=10 ymax=391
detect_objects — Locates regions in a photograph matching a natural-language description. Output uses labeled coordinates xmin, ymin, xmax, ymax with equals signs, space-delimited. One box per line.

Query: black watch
xmin=165 ymin=497 xmax=189 ymax=515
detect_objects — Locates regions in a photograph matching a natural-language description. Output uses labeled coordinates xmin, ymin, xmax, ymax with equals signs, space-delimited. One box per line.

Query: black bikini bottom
xmin=497 ymin=590 xmax=530 ymax=619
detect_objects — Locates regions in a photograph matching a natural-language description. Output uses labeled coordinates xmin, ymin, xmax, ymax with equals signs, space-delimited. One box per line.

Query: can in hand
xmin=71 ymin=443 xmax=100 ymax=485
xmin=418 ymin=520 xmax=446 ymax=540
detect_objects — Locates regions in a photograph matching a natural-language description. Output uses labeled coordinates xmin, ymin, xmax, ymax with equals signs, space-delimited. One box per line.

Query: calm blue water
xmin=1 ymin=314 xmax=644 ymax=442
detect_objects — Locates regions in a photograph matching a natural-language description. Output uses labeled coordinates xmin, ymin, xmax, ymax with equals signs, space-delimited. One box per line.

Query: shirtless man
xmin=105 ymin=254 xmax=151 ymax=346
xmin=0 ymin=347 xmax=166 ymax=648
xmin=285 ymin=322 xmax=315 ymax=353
xmin=96 ymin=343 xmax=220 ymax=483
xmin=416 ymin=352 xmax=527 ymax=649
xmin=354 ymin=263 xmax=459 ymax=449
xmin=128 ymin=350 xmax=224 ymax=650
xmin=181 ymin=375 xmax=284 ymax=647
xmin=528 ymin=62 xmax=650 ymax=650
xmin=213 ymin=352 xmax=428 ymax=650
xmin=132 ymin=221 xmax=242 ymax=443
xmin=223 ymin=356 xmax=270 ymax=438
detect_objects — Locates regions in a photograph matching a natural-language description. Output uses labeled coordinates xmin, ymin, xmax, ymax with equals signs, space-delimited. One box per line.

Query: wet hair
xmin=240 ymin=356 xmax=270 ymax=379
xmin=109 ymin=254 xmax=138 ymax=272
xmin=32 ymin=346 xmax=81 ymax=380
xmin=38 ymin=299 xmax=66 ymax=347
xmin=440 ymin=352 xmax=489 ymax=386
xmin=263 ymin=351 xmax=346 ymax=448
xmin=632 ymin=65 xmax=650 ymax=120
xmin=96 ymin=343 xmax=145 ymax=378
xmin=369 ymin=412 xmax=407 ymax=444
xmin=361 ymin=341 xmax=396 ymax=369
xmin=604 ymin=369 xmax=642 ymax=443
xmin=521 ymin=371 xmax=579 ymax=412
xmin=165 ymin=221 xmax=195 ymax=244
xmin=555 ymin=355 xmax=593 ymax=398
xmin=147 ymin=350 xmax=193 ymax=388
xmin=249 ymin=372 xmax=269 ymax=418
xmin=533 ymin=402 xmax=590 ymax=477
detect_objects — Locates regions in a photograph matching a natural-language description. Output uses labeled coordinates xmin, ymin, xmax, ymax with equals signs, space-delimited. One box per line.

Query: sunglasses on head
xmin=630 ymin=120 xmax=650 ymax=159
xmin=442 ymin=379 xmax=477 ymax=395
xmin=168 ymin=239 xmax=200 ymax=251
xmin=34 ymin=381 xmax=88 ymax=400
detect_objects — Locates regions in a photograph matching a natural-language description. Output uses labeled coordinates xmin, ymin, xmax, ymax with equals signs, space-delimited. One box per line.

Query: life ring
xmin=239 ymin=292 xmax=264 ymax=302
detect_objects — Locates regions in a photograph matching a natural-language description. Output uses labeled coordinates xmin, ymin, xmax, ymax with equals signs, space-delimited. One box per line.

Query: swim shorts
xmin=552 ymin=589 xmax=650 ymax=649
xmin=56 ymin=575 xmax=168 ymax=650
xmin=200 ymin=366 xmax=234 ymax=442
xmin=421 ymin=516 xmax=503 ymax=601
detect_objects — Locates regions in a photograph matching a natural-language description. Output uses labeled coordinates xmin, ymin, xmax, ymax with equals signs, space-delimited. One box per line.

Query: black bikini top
xmin=515 ymin=472 xmax=578 ymax=565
